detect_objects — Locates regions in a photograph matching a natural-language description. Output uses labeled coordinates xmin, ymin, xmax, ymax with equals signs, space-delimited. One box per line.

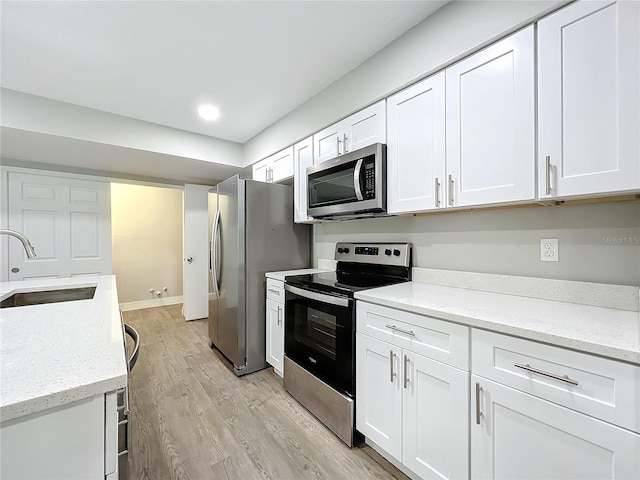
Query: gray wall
xmin=313 ymin=200 xmax=640 ymax=286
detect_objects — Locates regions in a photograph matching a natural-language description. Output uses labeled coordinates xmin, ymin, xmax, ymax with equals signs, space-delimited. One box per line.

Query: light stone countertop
xmin=265 ymin=268 xmax=330 ymax=282
xmin=355 ymin=281 xmax=640 ymax=365
xmin=0 ymin=275 xmax=128 ymax=423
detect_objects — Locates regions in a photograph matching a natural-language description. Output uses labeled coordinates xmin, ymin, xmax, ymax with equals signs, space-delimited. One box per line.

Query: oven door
xmin=284 ymin=284 xmax=355 ymax=397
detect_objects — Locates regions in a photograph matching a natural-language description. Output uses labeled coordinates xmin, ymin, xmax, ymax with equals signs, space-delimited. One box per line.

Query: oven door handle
xmin=285 ymin=284 xmax=350 ymax=307
xmin=353 ymin=158 xmax=364 ymax=201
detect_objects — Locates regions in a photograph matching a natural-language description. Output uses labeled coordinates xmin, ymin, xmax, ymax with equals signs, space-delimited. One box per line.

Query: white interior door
xmin=183 ymin=184 xmax=211 ymax=321
xmin=5 ymin=170 xmax=111 ymax=280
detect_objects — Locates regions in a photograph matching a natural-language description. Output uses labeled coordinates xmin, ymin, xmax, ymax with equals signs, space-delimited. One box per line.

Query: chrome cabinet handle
xmin=277 ymin=306 xmax=282 ymax=326
xmin=389 ymin=350 xmax=396 ymax=382
xmin=385 ymin=324 xmax=416 ymax=337
xmin=267 ymin=288 xmax=280 ymax=295
xmin=403 ymin=355 xmax=410 ymax=389
xmin=343 ymin=134 xmax=349 ymax=153
xmin=514 ymin=362 xmax=579 ymax=386
xmin=186 ymin=256 xmax=193 ymax=264
xmin=545 ymin=156 xmax=552 ymax=196
xmin=475 ymin=382 xmax=482 ymax=425
xmin=448 ymin=174 xmax=454 ymax=206
xmin=435 ymin=177 xmax=441 ymax=207
xmin=336 ymin=136 xmax=342 ymax=155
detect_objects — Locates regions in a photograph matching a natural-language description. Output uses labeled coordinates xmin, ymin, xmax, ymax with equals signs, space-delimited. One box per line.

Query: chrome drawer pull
xmin=268 ymin=288 xmax=280 ymax=295
xmin=389 ymin=350 xmax=396 ymax=383
xmin=475 ymin=382 xmax=483 ymax=425
xmin=385 ymin=324 xmax=416 ymax=337
xmin=545 ymin=156 xmax=552 ymax=195
xmin=403 ymin=355 xmax=410 ymax=389
xmin=514 ymin=363 xmax=578 ymax=386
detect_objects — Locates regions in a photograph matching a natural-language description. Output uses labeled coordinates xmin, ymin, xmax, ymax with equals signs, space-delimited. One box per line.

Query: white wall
xmin=242 ymin=0 xmax=566 ymax=164
xmin=313 ymin=200 xmax=640 ymax=287
xmin=2 ymin=88 xmax=243 ymax=166
xmin=111 ymin=183 xmax=183 ymax=303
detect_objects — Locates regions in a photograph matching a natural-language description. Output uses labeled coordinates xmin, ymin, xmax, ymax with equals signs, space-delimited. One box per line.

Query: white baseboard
xmin=119 ymin=295 xmax=183 ymax=311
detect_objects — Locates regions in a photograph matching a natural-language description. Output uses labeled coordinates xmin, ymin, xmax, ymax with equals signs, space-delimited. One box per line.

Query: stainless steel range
xmin=284 ymin=242 xmax=412 ymax=446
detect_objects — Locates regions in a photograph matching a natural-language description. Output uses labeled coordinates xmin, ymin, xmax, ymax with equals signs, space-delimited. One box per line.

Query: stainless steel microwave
xmin=307 ymin=143 xmax=386 ymax=219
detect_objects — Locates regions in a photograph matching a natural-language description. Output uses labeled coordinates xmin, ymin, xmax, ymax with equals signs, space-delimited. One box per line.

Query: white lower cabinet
xmin=356 ymin=302 xmax=470 ymax=479
xmin=265 ymin=278 xmax=285 ymax=377
xmin=0 ymin=392 xmax=119 ymax=479
xmin=471 ymin=375 xmax=640 ymax=480
xmin=471 ymin=329 xmax=640 ymax=480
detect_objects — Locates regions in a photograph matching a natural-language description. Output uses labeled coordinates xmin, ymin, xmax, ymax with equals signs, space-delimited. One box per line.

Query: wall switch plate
xmin=540 ymin=238 xmax=559 ymax=262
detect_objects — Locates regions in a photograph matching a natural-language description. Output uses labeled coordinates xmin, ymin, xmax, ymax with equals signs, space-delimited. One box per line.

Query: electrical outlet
xmin=540 ymin=238 xmax=559 ymax=262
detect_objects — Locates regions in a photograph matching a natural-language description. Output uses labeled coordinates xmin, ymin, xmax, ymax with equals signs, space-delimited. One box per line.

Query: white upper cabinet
xmin=387 ymin=72 xmax=446 ymax=214
xmin=252 ymin=146 xmax=294 ymax=183
xmin=293 ymin=136 xmax=314 ymax=223
xmin=252 ymin=158 xmax=270 ymax=183
xmin=446 ymin=26 xmax=535 ymax=208
xmin=538 ymin=0 xmax=640 ymax=198
xmin=313 ymin=101 xmax=386 ymax=164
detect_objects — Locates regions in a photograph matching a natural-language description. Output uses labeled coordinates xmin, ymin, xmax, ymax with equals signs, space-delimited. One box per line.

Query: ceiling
xmin=1 ymin=1 xmax=446 ymax=146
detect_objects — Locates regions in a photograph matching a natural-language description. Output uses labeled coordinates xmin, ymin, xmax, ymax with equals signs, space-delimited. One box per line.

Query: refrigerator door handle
xmin=212 ymin=210 xmax=221 ymax=295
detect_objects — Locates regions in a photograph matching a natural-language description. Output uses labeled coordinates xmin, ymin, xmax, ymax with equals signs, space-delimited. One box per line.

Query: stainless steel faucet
xmin=0 ymin=229 xmax=37 ymax=258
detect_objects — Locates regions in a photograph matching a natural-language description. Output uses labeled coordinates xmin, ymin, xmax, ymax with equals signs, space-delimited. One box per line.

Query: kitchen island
xmin=0 ymin=275 xmax=128 ymax=479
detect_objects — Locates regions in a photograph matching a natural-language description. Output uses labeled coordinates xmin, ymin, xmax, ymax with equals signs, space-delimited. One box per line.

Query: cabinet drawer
xmin=266 ymin=278 xmax=284 ymax=303
xmin=356 ymin=301 xmax=469 ymax=370
xmin=472 ymin=329 xmax=640 ymax=433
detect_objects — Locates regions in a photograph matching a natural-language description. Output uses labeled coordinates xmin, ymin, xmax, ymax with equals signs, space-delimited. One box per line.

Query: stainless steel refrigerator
xmin=208 ymin=175 xmax=310 ymax=376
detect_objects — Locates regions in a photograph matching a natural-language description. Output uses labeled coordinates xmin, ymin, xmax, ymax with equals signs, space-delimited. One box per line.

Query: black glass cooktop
xmin=286 ymin=271 xmax=407 ymax=297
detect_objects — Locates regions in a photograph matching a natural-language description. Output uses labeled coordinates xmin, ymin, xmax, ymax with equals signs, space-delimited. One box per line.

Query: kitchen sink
xmin=0 ymin=286 xmax=97 ymax=309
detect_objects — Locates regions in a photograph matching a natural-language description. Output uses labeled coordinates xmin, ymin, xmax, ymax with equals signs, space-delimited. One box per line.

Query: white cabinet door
xmin=0 ymin=395 xmax=106 ymax=479
xmin=403 ymin=352 xmax=469 ymax=480
xmin=266 ymin=298 xmax=284 ymax=376
xmin=270 ymin=146 xmax=294 ymax=183
xmin=446 ymin=26 xmax=535 ymax=207
xmin=293 ymin=137 xmax=314 ymax=223
xmin=538 ymin=0 xmax=640 ymax=198
xmin=6 ymin=171 xmax=112 ymax=280
xmin=313 ymin=101 xmax=386 ymax=163
xmin=252 ymin=159 xmax=270 ymax=183
xmin=343 ymin=100 xmax=386 ymax=154
xmin=387 ymin=73 xmax=446 ymax=214
xmin=313 ymin=122 xmax=343 ymax=164
xmin=355 ymin=333 xmax=402 ymax=461
xmin=471 ymin=375 xmax=640 ymax=480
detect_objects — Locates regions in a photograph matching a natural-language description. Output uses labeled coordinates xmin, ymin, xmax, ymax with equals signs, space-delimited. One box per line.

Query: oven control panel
xmin=334 ymin=242 xmax=411 ymax=267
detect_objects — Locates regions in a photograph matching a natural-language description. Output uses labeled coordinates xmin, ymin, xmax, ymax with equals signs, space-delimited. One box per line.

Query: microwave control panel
xmin=363 ymin=156 xmax=375 ymax=199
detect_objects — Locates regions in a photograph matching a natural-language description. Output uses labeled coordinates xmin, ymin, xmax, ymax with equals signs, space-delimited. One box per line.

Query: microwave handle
xmin=353 ymin=158 xmax=364 ymax=201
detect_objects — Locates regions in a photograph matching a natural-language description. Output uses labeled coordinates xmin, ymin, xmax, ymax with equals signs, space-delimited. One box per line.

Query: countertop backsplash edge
xmin=411 ymin=267 xmax=640 ymax=312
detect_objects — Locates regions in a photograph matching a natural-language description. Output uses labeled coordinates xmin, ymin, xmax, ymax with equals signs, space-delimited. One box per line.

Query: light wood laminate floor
xmin=123 ymin=305 xmax=409 ymax=480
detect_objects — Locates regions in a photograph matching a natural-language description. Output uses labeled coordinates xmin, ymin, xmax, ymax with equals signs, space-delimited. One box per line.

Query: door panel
xmin=7 ymin=171 xmax=111 ymax=280
xmin=183 ymin=184 xmax=210 ymax=321
xmin=403 ymin=352 xmax=469 ymax=480
xmin=538 ymin=0 xmax=640 ymax=197
xmin=313 ymin=124 xmax=342 ymax=163
xmin=215 ymin=176 xmax=243 ymax=365
xmin=293 ymin=137 xmax=314 ymax=223
xmin=344 ymin=101 xmax=386 ymax=153
xmin=355 ymin=333 xmax=402 ymax=461
xmin=471 ymin=376 xmax=640 ymax=479
xmin=446 ymin=26 xmax=535 ymax=207
xmin=387 ymin=72 xmax=446 ymax=214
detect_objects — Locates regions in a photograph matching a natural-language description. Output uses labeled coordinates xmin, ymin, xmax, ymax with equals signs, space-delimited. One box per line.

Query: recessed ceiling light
xmin=198 ymin=104 xmax=220 ymax=121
